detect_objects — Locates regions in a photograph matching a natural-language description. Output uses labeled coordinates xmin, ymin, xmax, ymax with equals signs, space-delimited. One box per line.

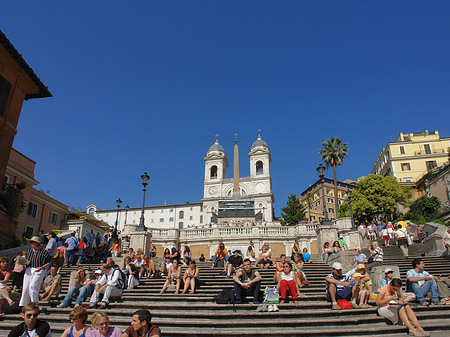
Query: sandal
xmin=417 ymin=328 xmax=430 ymax=337
xmin=408 ymin=328 xmax=425 ymax=336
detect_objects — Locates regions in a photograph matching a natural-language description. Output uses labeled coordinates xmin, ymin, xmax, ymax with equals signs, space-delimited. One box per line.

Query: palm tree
xmin=318 ymin=137 xmax=349 ymax=218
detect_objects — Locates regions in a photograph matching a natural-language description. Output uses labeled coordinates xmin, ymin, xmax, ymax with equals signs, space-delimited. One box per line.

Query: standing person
xmin=77 ymin=238 xmax=88 ymax=264
xmin=44 ymin=232 xmax=58 ymax=265
xmin=382 ymin=226 xmax=390 ymax=247
xmin=120 ymin=309 xmax=161 ymax=337
xmin=8 ymin=302 xmax=51 ymax=337
xmin=233 ymin=259 xmax=262 ymax=304
xmin=88 ymin=312 xmax=122 ymax=337
xmin=0 ymin=256 xmax=15 ymax=315
xmin=61 ymin=306 xmax=92 ymax=337
xmin=367 ymin=242 xmax=384 ymax=272
xmin=377 ymin=278 xmax=430 ymax=337
xmin=122 ymin=237 xmax=130 ymax=255
xmin=19 ymin=236 xmax=51 ymax=306
xmin=387 ymin=221 xmax=394 ymax=240
xmin=181 ymin=260 xmax=200 ymax=294
xmin=88 ymin=230 xmax=95 ymax=248
xmin=95 ymin=232 xmax=102 ymax=247
xmin=65 ymin=232 xmax=79 ymax=266
xmin=11 ymin=250 xmax=27 ymax=294
xmin=291 ymin=242 xmax=300 ymax=261
xmin=395 ymin=224 xmax=409 ymax=258
xmin=109 ymin=239 xmax=120 ymax=258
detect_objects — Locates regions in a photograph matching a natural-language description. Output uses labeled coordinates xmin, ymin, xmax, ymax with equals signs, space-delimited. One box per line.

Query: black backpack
xmin=214 ymin=288 xmax=235 ymax=304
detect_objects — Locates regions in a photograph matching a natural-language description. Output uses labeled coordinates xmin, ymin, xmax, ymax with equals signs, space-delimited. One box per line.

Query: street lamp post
xmin=113 ymin=198 xmax=122 ymax=239
xmin=316 ymin=164 xmax=332 ymax=226
xmin=347 ymin=190 xmax=356 ymax=231
xmin=124 ymin=204 xmax=130 ymax=226
xmin=137 ymin=172 xmax=150 ymax=231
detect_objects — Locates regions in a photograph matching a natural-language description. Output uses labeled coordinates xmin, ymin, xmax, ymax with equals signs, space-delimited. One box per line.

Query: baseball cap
xmin=94 ymin=269 xmax=103 ymax=275
xmin=332 ymin=262 xmax=342 ymax=270
xmin=384 ymin=267 xmax=394 ymax=274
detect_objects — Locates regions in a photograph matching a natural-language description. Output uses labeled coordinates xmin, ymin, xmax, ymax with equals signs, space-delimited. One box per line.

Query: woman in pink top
xmin=376 ymin=278 xmax=429 ymax=336
xmin=87 ymin=312 xmax=121 ymax=337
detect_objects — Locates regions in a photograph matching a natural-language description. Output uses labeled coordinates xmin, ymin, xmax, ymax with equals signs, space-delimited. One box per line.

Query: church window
xmin=256 ymin=161 xmax=264 ymax=174
xmin=88 ymin=208 xmax=95 ymax=216
xmin=210 ymin=165 xmax=218 ymax=179
xmin=179 ymin=211 xmax=184 ymax=219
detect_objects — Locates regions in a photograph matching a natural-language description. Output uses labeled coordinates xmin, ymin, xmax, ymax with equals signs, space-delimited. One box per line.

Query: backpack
xmin=337 ymin=299 xmax=352 ymax=309
xmin=214 ymin=288 xmax=235 ymax=304
xmin=113 ymin=269 xmax=127 ymax=290
xmin=263 ymin=286 xmax=279 ymax=304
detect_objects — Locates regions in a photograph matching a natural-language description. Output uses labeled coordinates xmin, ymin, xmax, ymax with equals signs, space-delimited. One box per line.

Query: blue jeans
xmin=66 ymin=249 xmax=75 ymax=265
xmin=212 ymin=254 xmax=229 ymax=263
xmin=63 ymin=285 xmax=93 ymax=306
xmin=411 ymin=279 xmax=439 ymax=301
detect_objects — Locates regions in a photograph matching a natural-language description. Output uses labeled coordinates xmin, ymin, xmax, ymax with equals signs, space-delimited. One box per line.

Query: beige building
xmin=372 ymin=130 xmax=450 ymax=184
xmin=299 ymin=178 xmax=356 ymax=221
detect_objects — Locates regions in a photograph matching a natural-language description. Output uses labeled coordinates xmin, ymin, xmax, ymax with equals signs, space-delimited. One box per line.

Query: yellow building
xmin=373 ymin=131 xmax=450 ymax=184
xmin=299 ymin=178 xmax=356 ymax=221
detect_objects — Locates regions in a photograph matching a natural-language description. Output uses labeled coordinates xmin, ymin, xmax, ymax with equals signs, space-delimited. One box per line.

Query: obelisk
xmin=232 ymin=134 xmax=240 ymax=199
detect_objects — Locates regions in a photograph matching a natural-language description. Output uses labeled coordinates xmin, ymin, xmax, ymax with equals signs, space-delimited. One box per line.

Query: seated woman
xmin=258 ymin=246 xmax=272 ymax=269
xmin=331 ymin=241 xmax=341 ymax=255
xmin=274 ymin=254 xmax=287 ymax=284
xmin=352 ymin=264 xmax=372 ymax=308
xmin=302 ymin=248 xmax=311 ymax=263
xmin=61 ymin=306 xmax=92 ymax=337
xmin=0 ymin=256 xmax=15 ymax=316
xmin=87 ymin=312 xmax=121 ymax=337
xmin=58 ymin=267 xmax=93 ymax=308
xmin=182 ymin=246 xmax=192 ymax=266
xmin=143 ymin=255 xmax=156 ymax=278
xmin=353 ymin=247 xmax=367 ymax=266
xmin=245 ymin=246 xmax=256 ymax=264
xmin=199 ymin=254 xmax=206 ymax=262
xmin=322 ymin=242 xmax=333 ymax=264
xmin=376 ymin=278 xmax=430 ymax=337
xmin=292 ymin=253 xmax=309 ymax=287
xmin=379 ymin=268 xmax=415 ymax=302
xmin=160 ymin=259 xmax=182 ymax=294
xmin=124 ymin=257 xmax=139 ymax=289
xmin=277 ymin=262 xmax=299 ymax=304
xmin=181 ymin=260 xmax=200 ymax=294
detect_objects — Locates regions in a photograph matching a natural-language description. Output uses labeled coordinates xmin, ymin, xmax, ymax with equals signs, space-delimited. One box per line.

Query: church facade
xmin=87 ymin=134 xmax=275 ymax=233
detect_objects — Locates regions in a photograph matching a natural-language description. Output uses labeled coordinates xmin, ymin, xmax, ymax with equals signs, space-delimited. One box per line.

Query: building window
xmin=189 ymin=216 xmax=193 ymax=220
xmin=159 ymin=218 xmax=164 ymax=223
xmin=0 ymin=75 xmax=12 ymax=117
xmin=404 ymin=177 xmax=413 ymax=182
xmin=401 ymin=163 xmax=411 ymax=171
xmin=133 ymin=219 xmax=136 ymax=224
xmin=329 ymin=208 xmax=334 ymax=214
xmin=151 ymin=219 xmax=154 ymax=223
xmin=256 ymin=161 xmax=264 ymax=175
xmin=179 ymin=211 xmax=184 ymax=219
xmin=27 ymin=202 xmax=38 ymax=217
xmin=200 ymin=215 xmax=203 ymax=223
xmin=424 ymin=144 xmax=431 ymax=154
xmin=327 ymin=198 xmax=334 ymax=203
xmin=24 ymin=226 xmax=33 ymax=239
xmin=210 ymin=165 xmax=218 ymax=179
xmin=88 ymin=208 xmax=95 ymax=216
xmin=426 ymin=160 xmax=437 ymax=171
xmin=169 ymin=217 xmax=174 ymax=222
xmin=178 ymin=222 xmax=183 ymax=229
xmin=200 ymin=205 xmax=203 ymax=212
xmin=399 ymin=146 xmax=405 ymax=154
xmin=161 ymin=209 xmax=163 ymax=213
xmin=49 ymin=212 xmax=59 ymax=226
xmin=169 ymin=209 xmax=173 ymax=212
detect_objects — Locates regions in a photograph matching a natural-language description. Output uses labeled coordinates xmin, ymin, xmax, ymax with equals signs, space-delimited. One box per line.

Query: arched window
xmin=256 ymin=161 xmax=263 ymax=174
xmin=88 ymin=208 xmax=95 ymax=216
xmin=210 ymin=165 xmax=218 ymax=179
xmin=178 ymin=222 xmax=184 ymax=229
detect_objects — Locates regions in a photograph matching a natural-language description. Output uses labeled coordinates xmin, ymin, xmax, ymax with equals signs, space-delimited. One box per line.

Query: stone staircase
xmin=1 ymin=241 xmax=450 ymax=336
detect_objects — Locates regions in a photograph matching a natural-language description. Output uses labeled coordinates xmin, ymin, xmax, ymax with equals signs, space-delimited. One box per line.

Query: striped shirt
xmin=25 ymin=248 xmax=51 ymax=268
xmin=372 ymin=247 xmax=384 ymax=263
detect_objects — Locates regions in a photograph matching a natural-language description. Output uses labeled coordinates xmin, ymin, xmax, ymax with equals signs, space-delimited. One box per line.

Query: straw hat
xmin=28 ymin=236 xmax=42 ymax=245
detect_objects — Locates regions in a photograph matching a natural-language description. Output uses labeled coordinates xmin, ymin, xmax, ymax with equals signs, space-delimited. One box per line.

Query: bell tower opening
xmin=256 ymin=160 xmax=264 ymax=174
xmin=210 ymin=165 xmax=218 ymax=179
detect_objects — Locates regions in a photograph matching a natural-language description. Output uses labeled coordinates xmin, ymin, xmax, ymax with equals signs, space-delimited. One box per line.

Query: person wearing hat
xmin=351 ymin=264 xmax=372 ymax=308
xmin=325 ymin=262 xmax=359 ymax=310
xmin=19 ymin=236 xmax=52 ymax=306
xmin=224 ymin=249 xmax=243 ymax=278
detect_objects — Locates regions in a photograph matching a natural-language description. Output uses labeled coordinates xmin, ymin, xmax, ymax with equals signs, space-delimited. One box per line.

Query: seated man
xmin=437 ymin=275 xmax=450 ymax=303
xmin=133 ymin=254 xmax=146 ymax=279
xmin=39 ymin=265 xmax=62 ymax=301
xmin=233 ymin=258 xmax=262 ymax=304
xmin=8 ymin=302 xmax=51 ymax=337
xmin=210 ymin=243 xmax=228 ymax=269
xmin=224 ymin=250 xmax=243 ymax=278
xmin=325 ymin=262 xmax=359 ymax=310
xmin=120 ymin=309 xmax=161 ymax=337
xmin=406 ymin=258 xmax=439 ymax=306
xmin=88 ymin=264 xmax=124 ymax=309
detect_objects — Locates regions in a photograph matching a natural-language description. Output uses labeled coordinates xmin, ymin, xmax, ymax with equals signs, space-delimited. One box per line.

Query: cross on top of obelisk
xmin=234 ymin=133 xmax=238 ymax=144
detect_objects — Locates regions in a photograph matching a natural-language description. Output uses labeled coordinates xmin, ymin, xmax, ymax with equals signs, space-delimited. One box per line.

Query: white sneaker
xmin=273 ymin=304 xmax=279 ymax=312
xmin=267 ymin=304 xmax=274 ymax=312
xmin=57 ymin=303 xmax=68 ymax=308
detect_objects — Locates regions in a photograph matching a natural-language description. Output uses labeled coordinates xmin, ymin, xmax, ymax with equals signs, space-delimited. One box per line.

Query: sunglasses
xmin=26 ymin=313 xmax=39 ymax=318
xmin=284 ymin=265 xmax=290 ymax=268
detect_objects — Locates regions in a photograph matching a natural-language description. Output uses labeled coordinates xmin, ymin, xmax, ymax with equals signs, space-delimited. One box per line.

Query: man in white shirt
xmin=88 ymin=264 xmax=123 ymax=309
xmin=406 ymin=258 xmax=439 ymax=306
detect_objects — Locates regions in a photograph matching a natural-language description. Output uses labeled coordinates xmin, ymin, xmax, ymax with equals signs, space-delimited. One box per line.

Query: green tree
xmin=318 ymin=137 xmax=349 ymax=217
xmin=338 ymin=175 xmax=411 ymax=222
xmin=405 ymin=196 xmax=441 ymax=222
xmin=280 ymin=194 xmax=306 ymax=226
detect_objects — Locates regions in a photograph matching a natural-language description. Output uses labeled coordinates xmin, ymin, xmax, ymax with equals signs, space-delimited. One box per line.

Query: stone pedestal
xmin=423 ymin=233 xmax=446 ymax=257
xmin=328 ymin=250 xmax=355 ymax=272
xmin=316 ymin=225 xmax=339 ymax=259
xmin=370 ymin=265 xmax=400 ymax=291
xmin=344 ymin=230 xmax=363 ymax=250
xmin=124 ymin=229 xmax=152 ymax=256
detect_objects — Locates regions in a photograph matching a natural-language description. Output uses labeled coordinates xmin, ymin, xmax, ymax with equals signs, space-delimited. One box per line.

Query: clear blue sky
xmin=1 ymin=1 xmax=449 ymax=216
